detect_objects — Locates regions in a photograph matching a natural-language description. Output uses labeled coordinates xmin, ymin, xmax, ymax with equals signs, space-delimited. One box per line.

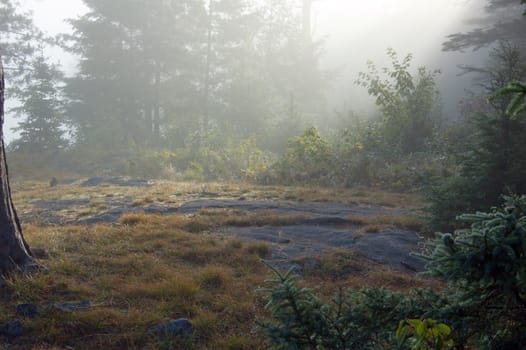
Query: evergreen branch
xmin=489 ymin=80 xmax=526 ymax=117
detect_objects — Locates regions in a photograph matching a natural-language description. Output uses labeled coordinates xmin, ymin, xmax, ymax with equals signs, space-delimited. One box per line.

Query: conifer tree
xmin=10 ymin=52 xmax=65 ymax=151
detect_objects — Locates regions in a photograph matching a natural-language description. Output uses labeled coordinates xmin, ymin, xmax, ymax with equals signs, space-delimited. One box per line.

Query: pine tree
xmin=64 ymin=0 xmax=205 ymax=150
xmin=429 ymin=42 xmax=526 ymax=230
xmin=443 ymin=0 xmax=526 ymax=52
xmin=10 ymin=53 xmax=65 ymax=151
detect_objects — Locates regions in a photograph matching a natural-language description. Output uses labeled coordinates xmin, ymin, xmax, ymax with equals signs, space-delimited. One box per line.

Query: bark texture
xmin=0 ymin=57 xmax=33 ymax=274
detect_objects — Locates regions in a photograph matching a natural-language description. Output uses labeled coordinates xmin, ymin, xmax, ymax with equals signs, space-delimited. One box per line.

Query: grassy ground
xmin=0 ymin=180 xmax=435 ymax=349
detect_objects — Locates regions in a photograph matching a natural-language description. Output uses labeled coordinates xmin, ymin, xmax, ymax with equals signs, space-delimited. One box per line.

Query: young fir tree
xmin=428 ymin=42 xmax=526 ymax=230
xmin=11 ymin=53 xmax=65 ymax=151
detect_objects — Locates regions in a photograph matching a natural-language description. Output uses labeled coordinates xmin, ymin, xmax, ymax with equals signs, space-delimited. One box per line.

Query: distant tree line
xmin=1 ymin=0 xmax=526 ymax=234
xmin=2 ymin=0 xmax=325 ymax=153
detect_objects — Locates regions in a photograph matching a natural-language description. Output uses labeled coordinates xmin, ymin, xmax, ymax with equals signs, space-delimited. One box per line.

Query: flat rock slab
xmin=80 ymin=177 xmax=151 ymax=187
xmin=178 ymin=199 xmax=402 ymax=217
xmin=224 ymin=225 xmax=425 ymax=272
xmin=20 ymin=188 xmax=425 ymax=271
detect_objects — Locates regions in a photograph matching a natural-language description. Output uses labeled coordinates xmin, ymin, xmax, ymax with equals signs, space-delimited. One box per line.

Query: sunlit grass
xmin=1 ymin=180 xmax=431 ymax=348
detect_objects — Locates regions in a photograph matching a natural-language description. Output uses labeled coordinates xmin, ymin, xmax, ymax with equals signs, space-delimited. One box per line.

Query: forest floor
xmin=0 ymin=178 xmax=438 ymax=349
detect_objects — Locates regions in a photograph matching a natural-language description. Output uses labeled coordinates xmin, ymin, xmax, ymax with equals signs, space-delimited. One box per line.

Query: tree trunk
xmin=153 ymin=62 xmax=161 ymax=147
xmin=0 ymin=56 xmax=33 ymax=275
xmin=302 ymin=0 xmax=312 ymax=48
xmin=201 ymin=0 xmax=214 ymax=148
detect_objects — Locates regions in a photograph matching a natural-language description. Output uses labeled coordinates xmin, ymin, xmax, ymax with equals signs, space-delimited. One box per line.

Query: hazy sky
xmin=7 ymin=0 xmax=483 ymax=142
xmin=21 ymin=0 xmax=479 ymax=75
xmin=311 ymin=0 xmax=483 ymax=113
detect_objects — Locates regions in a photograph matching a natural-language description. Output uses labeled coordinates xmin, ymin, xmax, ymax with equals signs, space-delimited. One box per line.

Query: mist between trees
xmin=2 ymin=1 xmax=526 ymax=349
xmin=1 ymin=0 xmax=526 ymax=231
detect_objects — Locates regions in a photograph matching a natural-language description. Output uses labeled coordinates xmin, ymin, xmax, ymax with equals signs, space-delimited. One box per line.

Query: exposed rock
xmin=52 ymin=300 xmax=91 ymax=312
xmin=302 ymin=217 xmax=350 ymax=226
xmin=33 ymin=198 xmax=91 ymax=210
xmin=20 ymin=191 xmax=425 ymax=272
xmin=353 ymin=230 xmax=426 ymax=271
xmin=149 ymin=318 xmax=194 ymax=339
xmin=80 ymin=214 xmax=122 ymax=225
xmin=80 ymin=177 xmax=150 ymax=187
xmin=144 ymin=205 xmax=169 ymax=214
xmin=0 ymin=319 xmax=24 ymax=337
xmin=178 ymin=199 xmax=402 ymax=217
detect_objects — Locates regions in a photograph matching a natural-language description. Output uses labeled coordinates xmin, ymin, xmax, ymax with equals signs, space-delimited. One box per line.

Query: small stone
xmin=49 ymin=177 xmax=58 ymax=187
xmin=0 ymin=319 xmax=24 ymax=337
xmin=149 ymin=318 xmax=194 ymax=339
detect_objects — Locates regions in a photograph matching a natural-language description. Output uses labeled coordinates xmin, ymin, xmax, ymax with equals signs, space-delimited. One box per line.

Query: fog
xmin=7 ymin=0 xmax=486 ymax=142
xmin=313 ymin=0 xmax=488 ymax=114
xmin=3 ymin=0 xmax=524 ymax=192
xmin=2 ymin=2 xmax=526 ymax=347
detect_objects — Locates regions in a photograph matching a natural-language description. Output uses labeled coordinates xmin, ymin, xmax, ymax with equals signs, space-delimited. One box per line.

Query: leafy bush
xmin=356 ymin=49 xmax=441 ymax=155
xmin=120 ymin=137 xmax=270 ymax=182
xmin=396 ymin=319 xmax=454 ymax=350
xmin=271 ymin=127 xmax=335 ymax=185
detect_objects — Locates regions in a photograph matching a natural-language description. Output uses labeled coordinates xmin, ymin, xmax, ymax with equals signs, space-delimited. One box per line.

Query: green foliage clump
xmin=271 ymin=127 xmax=334 ymax=185
xmin=356 ymin=48 xmax=441 ymax=155
xmin=123 ymin=136 xmax=269 ymax=182
xmin=396 ymin=319 xmax=454 ymax=350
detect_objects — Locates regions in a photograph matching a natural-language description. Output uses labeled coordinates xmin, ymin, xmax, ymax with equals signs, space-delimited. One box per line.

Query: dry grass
xmin=349 ymin=213 xmax=424 ymax=232
xmin=0 ymin=180 xmax=431 ymax=348
xmin=1 ymin=217 xmax=269 ymax=349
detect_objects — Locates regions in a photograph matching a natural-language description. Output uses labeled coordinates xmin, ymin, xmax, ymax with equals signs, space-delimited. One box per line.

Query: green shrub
xmin=271 ymin=127 xmax=334 ymax=185
xmin=396 ymin=319 xmax=454 ymax=350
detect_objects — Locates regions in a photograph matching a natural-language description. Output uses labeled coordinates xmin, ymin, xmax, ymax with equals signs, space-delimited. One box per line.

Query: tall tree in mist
xmin=64 ymin=0 xmax=204 ymax=149
xmin=257 ymin=0 xmax=326 ymax=151
xmin=429 ymin=42 xmax=526 ymax=229
xmin=0 ymin=0 xmax=41 ymax=73
xmin=11 ymin=52 xmax=65 ymax=151
xmin=63 ymin=0 xmax=326 ymax=152
xmin=198 ymin=0 xmax=262 ymax=140
xmin=444 ymin=0 xmax=526 ymax=52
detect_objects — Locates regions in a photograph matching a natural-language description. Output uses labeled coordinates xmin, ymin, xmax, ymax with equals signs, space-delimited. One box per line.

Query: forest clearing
xmin=0 ymin=0 xmax=525 ymax=348
xmin=1 ymin=179 xmax=431 ymax=349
